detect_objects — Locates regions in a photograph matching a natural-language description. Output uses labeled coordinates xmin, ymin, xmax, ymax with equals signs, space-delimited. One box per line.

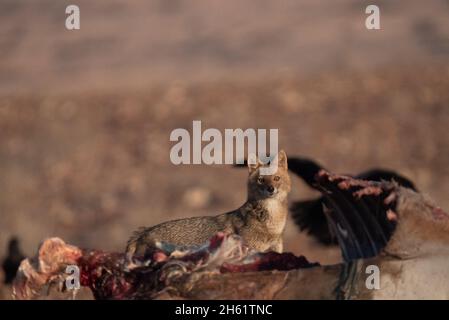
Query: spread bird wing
xmin=315 ymin=171 xmax=397 ymax=261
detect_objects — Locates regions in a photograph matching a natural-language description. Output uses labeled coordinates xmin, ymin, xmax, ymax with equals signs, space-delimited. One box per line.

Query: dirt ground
xmin=0 ymin=1 xmax=448 ymax=299
xmin=1 ymin=0 xmax=449 ymax=94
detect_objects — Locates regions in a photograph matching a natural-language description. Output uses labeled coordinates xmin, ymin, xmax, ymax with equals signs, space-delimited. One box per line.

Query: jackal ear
xmin=273 ymin=150 xmax=288 ymax=170
xmin=247 ymin=153 xmax=262 ymax=173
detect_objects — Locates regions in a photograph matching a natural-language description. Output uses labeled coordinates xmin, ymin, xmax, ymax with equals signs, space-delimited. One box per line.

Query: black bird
xmin=2 ymin=237 xmax=26 ymax=284
xmin=234 ymin=156 xmax=417 ymax=245
xmin=288 ymin=157 xmax=417 ymax=245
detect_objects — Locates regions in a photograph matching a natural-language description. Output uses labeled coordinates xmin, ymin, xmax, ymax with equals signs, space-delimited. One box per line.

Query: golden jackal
xmin=126 ymin=150 xmax=291 ymax=257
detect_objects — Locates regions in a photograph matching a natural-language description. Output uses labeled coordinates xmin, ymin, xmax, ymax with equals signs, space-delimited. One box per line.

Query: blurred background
xmin=1 ymin=0 xmax=449 ymax=298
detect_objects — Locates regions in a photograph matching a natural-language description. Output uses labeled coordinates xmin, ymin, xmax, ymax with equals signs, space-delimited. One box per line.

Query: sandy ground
xmin=0 ymin=1 xmax=448 ymax=299
xmin=1 ymin=64 xmax=449 ymax=258
xmin=1 ymin=0 xmax=448 ymax=93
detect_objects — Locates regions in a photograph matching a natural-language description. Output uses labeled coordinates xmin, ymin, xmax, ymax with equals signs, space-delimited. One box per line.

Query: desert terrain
xmin=0 ymin=0 xmax=448 ymax=299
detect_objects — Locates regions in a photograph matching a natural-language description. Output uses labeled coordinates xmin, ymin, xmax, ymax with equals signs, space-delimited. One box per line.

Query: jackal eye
xmin=257 ymin=176 xmax=264 ymax=184
xmin=274 ymin=176 xmax=281 ymax=181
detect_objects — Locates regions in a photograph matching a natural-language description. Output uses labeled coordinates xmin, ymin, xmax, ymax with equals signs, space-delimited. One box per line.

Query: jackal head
xmin=247 ymin=150 xmax=291 ymax=201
